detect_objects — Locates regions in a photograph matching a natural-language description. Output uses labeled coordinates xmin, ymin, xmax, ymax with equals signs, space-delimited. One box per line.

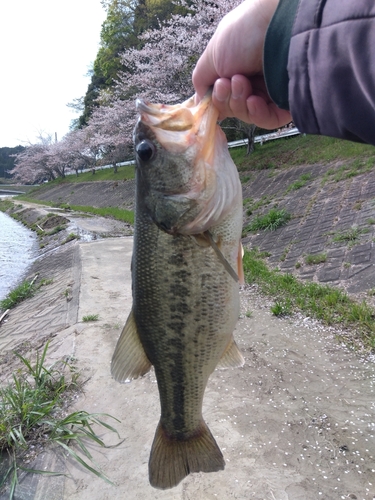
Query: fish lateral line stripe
xmin=204 ymin=231 xmax=239 ymax=283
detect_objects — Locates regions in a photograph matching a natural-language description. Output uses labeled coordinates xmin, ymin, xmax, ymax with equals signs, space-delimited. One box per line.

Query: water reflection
xmin=0 ymin=211 xmax=38 ymax=301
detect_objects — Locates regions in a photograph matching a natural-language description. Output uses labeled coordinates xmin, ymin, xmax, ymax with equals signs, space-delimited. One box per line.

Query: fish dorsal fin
xmin=217 ymin=336 xmax=245 ymax=369
xmin=111 ymin=309 xmax=152 ymax=382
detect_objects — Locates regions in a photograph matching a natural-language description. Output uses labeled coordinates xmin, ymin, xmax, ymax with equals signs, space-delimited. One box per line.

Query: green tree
xmin=0 ymin=146 xmax=25 ymax=180
xmin=78 ymin=0 xmax=185 ymax=126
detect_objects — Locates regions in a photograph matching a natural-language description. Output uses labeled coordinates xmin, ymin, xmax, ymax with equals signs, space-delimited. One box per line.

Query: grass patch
xmin=0 ymin=277 xmax=53 ymax=312
xmin=244 ymin=208 xmax=291 ymax=234
xmin=230 ymin=134 xmax=375 ymax=172
xmin=0 ymin=342 xmax=120 ymax=498
xmin=240 ymin=175 xmax=251 ymax=184
xmin=0 ymin=280 xmax=37 ymax=311
xmin=331 ymin=225 xmax=368 ymax=245
xmin=63 ymin=233 xmax=79 ymax=245
xmin=45 ymin=225 xmax=66 ymax=236
xmin=286 ymin=173 xmax=312 ymax=193
xmin=26 ymin=166 xmax=135 ymax=189
xmin=68 ymin=205 xmax=134 ymax=225
xmin=0 ymin=200 xmax=14 ymax=212
xmin=244 ymin=196 xmax=272 ymax=216
xmin=82 ymin=314 xmax=99 ymax=322
xmin=304 ymin=253 xmax=327 ymax=265
xmin=271 ymin=299 xmax=292 ymax=317
xmin=243 ymin=249 xmax=375 ymax=349
xmin=14 ymin=197 xmax=134 ymax=225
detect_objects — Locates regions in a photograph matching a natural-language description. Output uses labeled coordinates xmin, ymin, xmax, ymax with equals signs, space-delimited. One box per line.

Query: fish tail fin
xmin=149 ymin=420 xmax=225 ymax=489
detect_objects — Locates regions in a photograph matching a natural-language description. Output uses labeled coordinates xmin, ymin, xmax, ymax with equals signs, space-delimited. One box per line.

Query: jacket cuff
xmin=263 ymin=0 xmax=300 ymax=110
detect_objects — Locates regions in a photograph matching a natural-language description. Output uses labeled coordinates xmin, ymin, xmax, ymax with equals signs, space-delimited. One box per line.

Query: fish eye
xmin=136 ymin=140 xmax=155 ymax=161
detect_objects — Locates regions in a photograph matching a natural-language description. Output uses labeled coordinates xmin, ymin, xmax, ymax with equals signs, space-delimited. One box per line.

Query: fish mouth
xmin=135 ymin=92 xmax=218 ymax=167
xmin=135 ymin=92 xmax=214 ymax=134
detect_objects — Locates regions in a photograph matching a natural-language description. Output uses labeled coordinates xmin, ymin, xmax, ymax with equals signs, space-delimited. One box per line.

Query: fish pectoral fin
xmin=111 ymin=309 xmax=152 ymax=382
xmin=238 ymin=242 xmax=245 ymax=285
xmin=217 ymin=336 xmax=245 ymax=369
xmin=149 ymin=420 xmax=225 ymax=490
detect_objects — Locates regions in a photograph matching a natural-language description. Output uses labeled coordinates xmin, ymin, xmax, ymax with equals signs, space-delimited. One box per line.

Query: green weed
xmin=63 ymin=233 xmax=79 ymax=244
xmin=331 ymin=225 xmax=368 ymax=245
xmin=245 ymin=208 xmax=291 ymax=233
xmin=286 ymin=173 xmax=312 ymax=192
xmin=304 ymin=253 xmax=327 ymax=265
xmin=241 ymin=175 xmax=251 ymax=184
xmin=45 ymin=225 xmax=65 ymax=236
xmin=271 ymin=299 xmax=292 ymax=317
xmin=0 ymin=200 xmax=14 ymax=212
xmin=0 ymin=280 xmax=37 ymax=311
xmin=0 ymin=342 xmax=120 ymax=498
xmin=82 ymin=314 xmax=99 ymax=322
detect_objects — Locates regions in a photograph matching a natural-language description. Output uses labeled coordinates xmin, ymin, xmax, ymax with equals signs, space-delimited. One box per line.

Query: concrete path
xmin=1 ymin=237 xmax=375 ymax=499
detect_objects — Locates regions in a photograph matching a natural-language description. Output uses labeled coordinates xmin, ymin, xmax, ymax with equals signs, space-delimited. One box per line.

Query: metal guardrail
xmin=0 ymin=189 xmax=26 ymax=195
xmin=67 ymin=127 xmax=300 ymax=175
xmin=227 ymin=127 xmax=300 ymax=149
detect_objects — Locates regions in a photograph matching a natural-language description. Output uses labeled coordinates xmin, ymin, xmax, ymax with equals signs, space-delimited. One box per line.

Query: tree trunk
xmin=246 ymin=124 xmax=256 ymax=155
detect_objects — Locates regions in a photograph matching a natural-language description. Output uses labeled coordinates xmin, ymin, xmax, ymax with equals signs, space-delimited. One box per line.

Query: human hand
xmin=192 ymin=0 xmax=292 ymax=129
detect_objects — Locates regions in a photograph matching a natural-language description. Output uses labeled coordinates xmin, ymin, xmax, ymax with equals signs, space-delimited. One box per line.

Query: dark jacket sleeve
xmin=264 ymin=0 xmax=375 ymax=145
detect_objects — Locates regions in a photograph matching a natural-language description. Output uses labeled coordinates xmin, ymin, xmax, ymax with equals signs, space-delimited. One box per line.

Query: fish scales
xmin=133 ymin=207 xmax=239 ymax=435
xmin=111 ymin=93 xmax=244 ymax=489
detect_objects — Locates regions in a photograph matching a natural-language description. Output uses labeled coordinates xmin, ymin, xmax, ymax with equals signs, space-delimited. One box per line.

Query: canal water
xmin=0 ymin=209 xmax=38 ymax=301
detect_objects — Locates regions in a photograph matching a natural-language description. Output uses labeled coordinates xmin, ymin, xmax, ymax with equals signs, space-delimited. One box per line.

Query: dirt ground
xmin=59 ymin=238 xmax=375 ymax=500
xmin=1 ymin=201 xmax=375 ymax=499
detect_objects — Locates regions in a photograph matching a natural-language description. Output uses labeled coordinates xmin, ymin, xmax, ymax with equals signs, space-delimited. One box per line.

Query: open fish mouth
xmin=135 ymin=93 xmax=214 ymax=137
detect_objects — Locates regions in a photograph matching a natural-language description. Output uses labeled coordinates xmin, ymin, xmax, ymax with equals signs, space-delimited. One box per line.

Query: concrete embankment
xmin=25 ymin=159 xmax=375 ymax=298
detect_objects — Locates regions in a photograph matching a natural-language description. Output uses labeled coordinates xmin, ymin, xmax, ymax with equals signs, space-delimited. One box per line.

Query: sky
xmin=0 ymin=0 xmax=106 ymax=148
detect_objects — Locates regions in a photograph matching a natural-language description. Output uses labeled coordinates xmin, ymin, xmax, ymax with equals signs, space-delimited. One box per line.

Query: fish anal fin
xmin=149 ymin=420 xmax=225 ymax=490
xmin=111 ymin=309 xmax=152 ymax=382
xmin=238 ymin=242 xmax=245 ymax=285
xmin=217 ymin=336 xmax=245 ymax=369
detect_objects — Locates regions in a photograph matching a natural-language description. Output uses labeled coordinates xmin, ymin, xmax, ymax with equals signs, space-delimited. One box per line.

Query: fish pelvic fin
xmin=149 ymin=420 xmax=225 ymax=489
xmin=111 ymin=309 xmax=152 ymax=382
xmin=217 ymin=336 xmax=245 ymax=369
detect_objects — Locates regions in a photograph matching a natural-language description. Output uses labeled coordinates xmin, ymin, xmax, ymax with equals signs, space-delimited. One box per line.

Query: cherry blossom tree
xmin=84 ymin=96 xmax=135 ymax=170
xmin=13 ymin=0 xmax=251 ymax=183
xmin=83 ymin=0 xmax=242 ymax=158
xmin=12 ymin=135 xmax=56 ymax=184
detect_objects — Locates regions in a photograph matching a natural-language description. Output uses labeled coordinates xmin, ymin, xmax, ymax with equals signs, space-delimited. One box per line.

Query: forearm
xmin=264 ymin=0 xmax=375 ymax=145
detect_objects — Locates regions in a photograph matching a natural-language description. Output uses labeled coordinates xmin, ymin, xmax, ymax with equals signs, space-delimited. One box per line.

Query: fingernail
xmin=232 ymin=79 xmax=243 ymax=100
xmin=214 ymin=80 xmax=229 ymax=102
xmin=247 ymin=100 xmax=255 ymax=116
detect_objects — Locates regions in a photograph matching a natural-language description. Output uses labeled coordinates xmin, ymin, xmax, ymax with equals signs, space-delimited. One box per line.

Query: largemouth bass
xmin=111 ymin=93 xmax=244 ymax=489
